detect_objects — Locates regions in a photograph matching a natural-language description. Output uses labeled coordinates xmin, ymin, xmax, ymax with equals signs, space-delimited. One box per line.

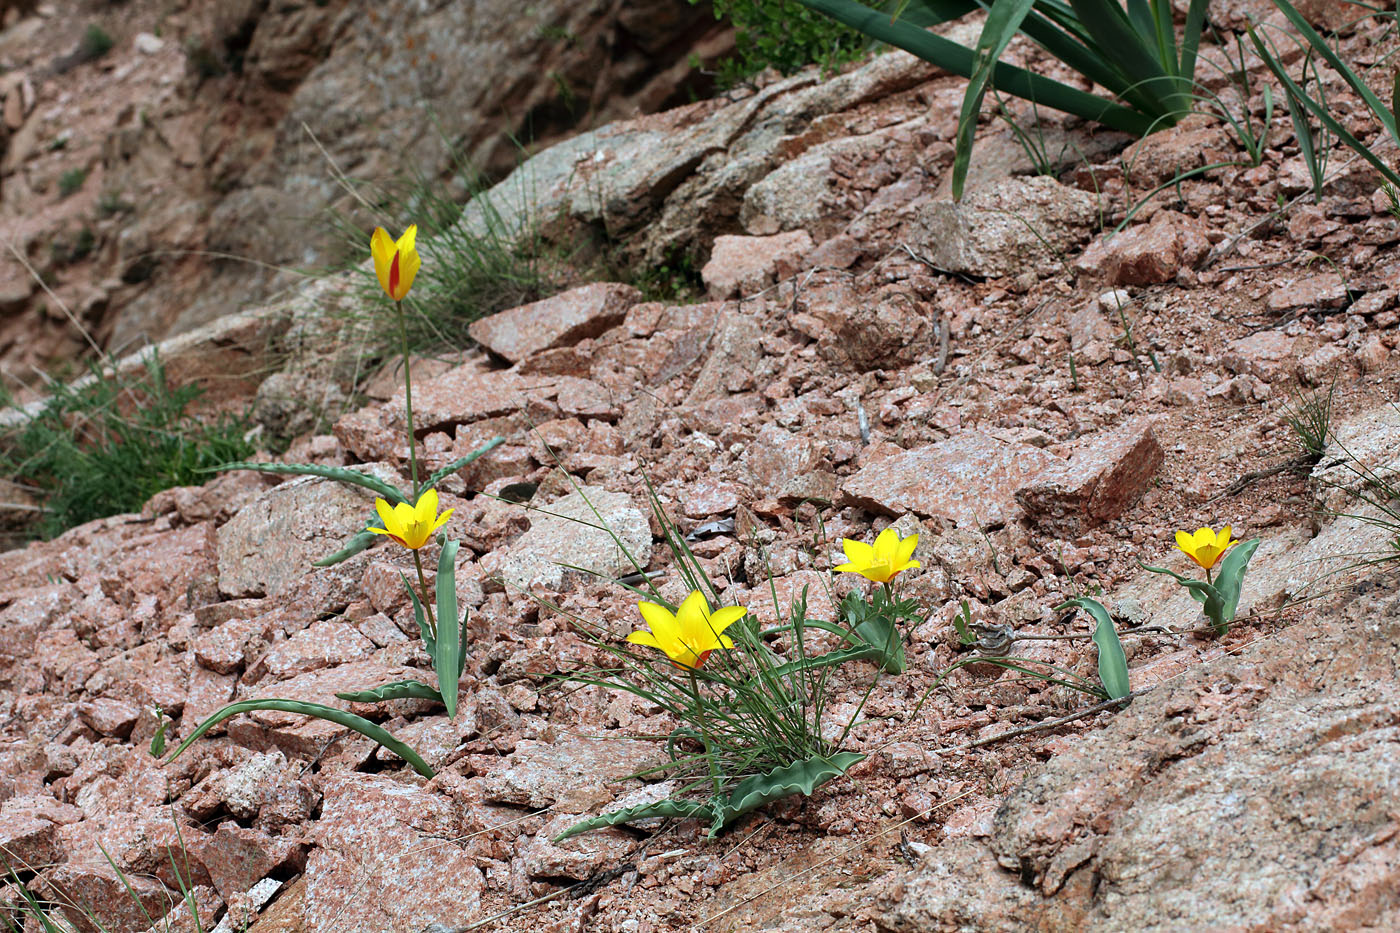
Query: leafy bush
xmin=57 ymin=169 xmax=88 ymax=199
xmin=0 ymin=355 xmax=253 ymax=539
xmin=692 ymin=0 xmax=869 ymax=85
xmin=79 ymin=24 xmax=114 ymax=62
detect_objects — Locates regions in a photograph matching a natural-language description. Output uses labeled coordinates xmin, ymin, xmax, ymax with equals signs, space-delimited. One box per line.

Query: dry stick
xmin=1209 ymin=455 xmax=1313 ymax=501
xmin=934 ymin=687 xmax=1155 ymax=755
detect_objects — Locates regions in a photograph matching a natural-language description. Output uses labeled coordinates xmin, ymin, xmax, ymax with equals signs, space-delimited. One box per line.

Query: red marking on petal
xmin=389 ymin=251 xmax=401 ymax=297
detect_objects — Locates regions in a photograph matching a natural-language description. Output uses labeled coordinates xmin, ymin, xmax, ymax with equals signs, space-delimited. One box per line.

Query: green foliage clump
xmin=0 ymin=355 xmax=253 ymax=539
xmin=57 ymin=169 xmax=88 ymax=199
xmin=80 ymin=24 xmax=115 ymax=62
xmin=693 ymin=0 xmax=869 ymax=85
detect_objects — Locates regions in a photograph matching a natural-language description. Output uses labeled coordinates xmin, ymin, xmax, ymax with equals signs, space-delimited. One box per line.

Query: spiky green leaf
xmin=335 ymin=680 xmax=443 ymax=703
xmin=422 ymin=436 xmax=506 ymax=491
xmin=214 ymin=461 xmax=407 ymax=504
xmin=552 ymin=799 xmax=717 ymax=842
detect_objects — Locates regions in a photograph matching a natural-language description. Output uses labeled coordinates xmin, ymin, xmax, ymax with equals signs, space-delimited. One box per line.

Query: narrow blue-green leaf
xmin=1212 ymin=538 xmax=1261 ymax=624
xmin=1283 ymin=82 xmax=1322 ymax=201
xmin=553 ymin=799 xmax=717 ymax=842
xmin=422 ymin=436 xmax=506 ymax=491
xmin=1057 ymin=597 xmax=1130 ymax=701
xmin=213 ymin=461 xmax=407 ymax=504
xmin=952 ymin=0 xmax=1039 ymax=199
xmin=335 ymin=680 xmax=443 ymax=703
xmin=434 ymin=538 xmax=462 ymax=719
xmin=710 ymin=752 xmax=866 ymax=836
xmin=163 ymin=698 xmax=435 ymax=777
xmin=403 ymin=572 xmax=435 ymax=658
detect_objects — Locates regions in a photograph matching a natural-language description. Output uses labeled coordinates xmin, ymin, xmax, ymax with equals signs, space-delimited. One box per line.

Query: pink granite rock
xmin=468 ymin=282 xmax=640 ymax=363
xmin=1015 ymin=419 xmax=1165 ymax=534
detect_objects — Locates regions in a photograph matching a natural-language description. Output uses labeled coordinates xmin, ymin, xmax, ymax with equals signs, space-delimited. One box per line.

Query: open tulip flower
xmin=370 ymin=488 xmax=453 ymax=550
xmin=371 ymin=224 xmax=421 ymax=302
xmin=834 ymin=527 xmax=921 ymax=584
xmin=627 ymin=591 xmax=746 ymax=670
xmin=1175 ymin=526 xmax=1236 ymax=573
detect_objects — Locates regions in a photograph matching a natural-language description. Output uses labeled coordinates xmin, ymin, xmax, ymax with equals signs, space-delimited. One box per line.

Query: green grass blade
xmin=402 ymin=571 xmax=436 ymax=657
xmin=1266 ymin=0 xmax=1397 ymax=145
xmin=1247 ymin=26 xmax=1400 ymax=187
xmin=214 ymin=461 xmax=407 ymax=504
xmin=1283 ymin=81 xmax=1323 ymax=201
xmin=795 ymin=0 xmax=1156 ymax=134
xmin=335 ymin=680 xmax=443 ymax=702
xmin=1178 ymin=0 xmax=1209 ymax=89
xmin=434 ymin=538 xmax=462 ymax=719
xmin=952 ymin=0 xmax=1039 ymax=199
xmin=163 ymin=698 xmax=435 ymax=777
xmin=422 ymin=436 xmax=505 ymax=491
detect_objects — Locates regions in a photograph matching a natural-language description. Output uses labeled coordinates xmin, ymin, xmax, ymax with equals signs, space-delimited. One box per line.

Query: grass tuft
xmin=57 ymin=169 xmax=88 ymax=200
xmin=0 ymin=353 xmax=254 ymax=540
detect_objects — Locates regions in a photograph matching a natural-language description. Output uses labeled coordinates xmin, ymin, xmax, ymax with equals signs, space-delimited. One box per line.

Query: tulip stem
xmin=1205 ymin=567 xmax=1213 ymax=586
xmin=413 ymin=549 xmax=437 ymax=636
xmin=396 ymin=299 xmax=421 ymax=500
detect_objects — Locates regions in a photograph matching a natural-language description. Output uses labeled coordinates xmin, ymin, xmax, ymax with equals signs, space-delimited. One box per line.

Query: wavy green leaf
xmin=335 ymin=680 xmax=443 ymax=703
xmin=552 ymin=799 xmax=717 ymax=842
xmin=314 ymin=524 xmax=382 ymax=567
xmin=708 ymin=751 xmax=865 ymax=836
xmin=213 ymin=461 xmax=407 ymax=504
xmin=435 ymin=538 xmax=462 ymax=719
xmin=163 ymin=698 xmax=434 ymax=777
xmin=422 ymin=436 xmax=506 ymax=491
xmin=1057 ymin=596 xmax=1130 ymax=701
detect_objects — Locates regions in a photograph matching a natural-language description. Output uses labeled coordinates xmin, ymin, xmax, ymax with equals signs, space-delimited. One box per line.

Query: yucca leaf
xmin=434 ymin=538 xmax=462 ymax=719
xmin=1057 ymin=596 xmax=1130 ymax=701
xmin=422 ymin=436 xmax=506 ymax=491
xmin=952 ymin=0 xmax=1039 ymax=198
xmin=335 ymin=680 xmax=443 ymax=703
xmin=795 ymin=0 xmax=1155 ymax=134
xmin=1067 ymin=0 xmax=1179 ymax=114
xmin=214 ymin=460 xmax=408 ymax=504
xmin=552 ymin=799 xmax=717 ymax=842
xmin=163 ymin=698 xmax=435 ymax=777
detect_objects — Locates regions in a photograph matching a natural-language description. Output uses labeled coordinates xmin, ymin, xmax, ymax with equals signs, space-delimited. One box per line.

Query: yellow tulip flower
xmin=369 ymin=488 xmax=453 ymax=550
xmin=370 ymin=225 xmax=421 ymax=301
xmin=626 ymin=591 xmax=746 ymax=670
xmin=1175 ymin=525 xmax=1236 ymax=571
xmin=833 ymin=527 xmax=921 ymax=584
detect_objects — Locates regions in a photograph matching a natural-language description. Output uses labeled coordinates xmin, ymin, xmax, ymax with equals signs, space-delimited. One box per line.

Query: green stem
xmin=396 ymin=298 xmax=420 ymax=499
xmin=1206 ymin=566 xmax=1213 ymax=586
xmin=414 ymin=548 xmax=437 ymax=637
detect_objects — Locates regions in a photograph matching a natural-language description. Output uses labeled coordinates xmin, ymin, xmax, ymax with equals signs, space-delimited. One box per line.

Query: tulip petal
xmin=397 ymin=247 xmax=420 ymax=300
xmin=397 ymin=224 xmax=418 ymax=253
xmin=841 ymin=538 xmax=874 ymax=565
xmin=873 ymin=527 xmax=899 ymax=562
xmin=429 ymin=508 xmax=454 ymax=536
xmin=370 ymin=228 xmax=394 ymax=296
xmin=416 ymin=488 xmax=439 ymax=524
xmin=637 ymin=601 xmax=678 ymax=636
xmin=1175 ymin=530 xmax=1194 ymax=553
xmin=896 ymin=533 xmax=919 ymax=564
xmin=1218 ymin=526 xmax=1233 ymax=549
xmin=376 ymin=497 xmax=396 ymax=530
xmin=708 ymin=605 xmax=747 ymax=635
xmin=625 ymin=630 xmax=663 ymax=651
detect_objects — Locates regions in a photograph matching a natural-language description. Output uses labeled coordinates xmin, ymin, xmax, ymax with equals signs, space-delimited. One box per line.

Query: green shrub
xmin=0 ymin=354 xmax=254 ymax=539
xmin=79 ymin=24 xmax=114 ymax=62
xmin=57 ymin=169 xmax=88 ymax=199
xmin=692 ymin=0 xmax=869 ymax=85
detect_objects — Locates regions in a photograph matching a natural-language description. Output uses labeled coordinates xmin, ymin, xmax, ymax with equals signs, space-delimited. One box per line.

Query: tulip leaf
xmin=552 ymin=799 xmax=718 ymax=842
xmin=434 ymin=538 xmax=462 ymax=719
xmin=707 ymin=751 xmax=865 ymax=836
xmin=335 ymin=680 xmax=443 ymax=703
xmin=214 ymin=461 xmax=407 ymax=504
xmin=422 ymin=436 xmax=506 ymax=491
xmin=314 ymin=523 xmax=383 ymax=567
xmin=163 ymin=698 xmax=434 ymax=777
xmin=851 ymin=616 xmax=907 ymax=674
xmin=1057 ymin=597 xmax=1130 ymax=701
xmin=1212 ymin=537 xmax=1261 ymax=626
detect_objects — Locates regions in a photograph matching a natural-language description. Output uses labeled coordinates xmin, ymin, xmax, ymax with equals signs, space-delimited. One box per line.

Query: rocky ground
xmin=4 ymin=2 xmax=1400 ymax=932
xmin=0 ymin=0 xmax=724 ymax=385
